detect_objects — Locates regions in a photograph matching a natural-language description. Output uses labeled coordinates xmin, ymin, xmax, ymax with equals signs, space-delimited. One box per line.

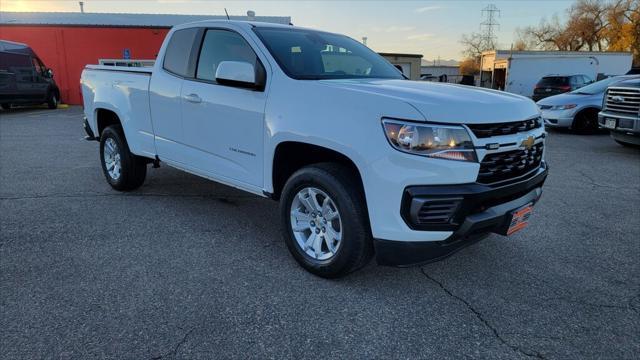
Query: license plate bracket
xmin=604 ymin=118 xmax=617 ymax=129
xmin=495 ymin=203 xmax=534 ymax=236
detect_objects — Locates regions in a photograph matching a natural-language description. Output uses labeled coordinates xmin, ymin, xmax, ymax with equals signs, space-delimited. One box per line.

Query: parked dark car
xmin=532 ymin=74 xmax=592 ymax=102
xmin=598 ymin=77 xmax=640 ymax=147
xmin=0 ymin=40 xmax=60 ymax=110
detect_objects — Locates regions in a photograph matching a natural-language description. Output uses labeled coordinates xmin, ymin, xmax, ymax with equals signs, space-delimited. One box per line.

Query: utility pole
xmin=480 ymin=4 xmax=500 ymax=50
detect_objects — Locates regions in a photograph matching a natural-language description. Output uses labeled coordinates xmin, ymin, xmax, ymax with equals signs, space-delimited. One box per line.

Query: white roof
xmin=0 ymin=11 xmax=291 ymax=27
xmin=482 ymin=50 xmax=632 ymax=57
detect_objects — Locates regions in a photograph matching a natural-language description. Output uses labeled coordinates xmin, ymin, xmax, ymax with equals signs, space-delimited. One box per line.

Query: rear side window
xmin=163 ymin=28 xmax=200 ymax=77
xmin=0 ymin=52 xmax=31 ymax=71
xmin=195 ymin=29 xmax=259 ymax=82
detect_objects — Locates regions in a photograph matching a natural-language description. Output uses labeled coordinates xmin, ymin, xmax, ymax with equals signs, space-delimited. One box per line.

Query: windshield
xmin=254 ymin=27 xmax=404 ymax=80
xmin=570 ymin=76 xmax=629 ymax=95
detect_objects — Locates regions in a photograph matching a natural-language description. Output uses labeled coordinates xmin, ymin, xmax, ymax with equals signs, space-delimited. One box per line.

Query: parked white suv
xmin=81 ymin=21 xmax=548 ymax=277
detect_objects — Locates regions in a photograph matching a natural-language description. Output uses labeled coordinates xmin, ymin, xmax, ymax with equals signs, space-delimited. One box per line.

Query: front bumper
xmin=374 ymin=163 xmax=548 ymax=266
xmin=540 ymin=109 xmax=575 ymax=128
xmin=598 ymin=111 xmax=640 ymax=136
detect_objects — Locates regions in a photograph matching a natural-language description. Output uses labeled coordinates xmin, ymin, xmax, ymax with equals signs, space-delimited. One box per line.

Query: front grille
xmin=467 ymin=118 xmax=542 ymax=138
xmin=478 ymin=142 xmax=543 ymax=184
xmin=604 ymin=88 xmax=640 ymax=115
xmin=416 ymin=199 xmax=461 ymax=225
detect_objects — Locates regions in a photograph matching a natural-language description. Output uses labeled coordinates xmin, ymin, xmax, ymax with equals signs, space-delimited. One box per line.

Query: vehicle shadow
xmin=135 ymin=166 xmax=493 ymax=287
xmin=0 ymin=104 xmax=66 ymax=114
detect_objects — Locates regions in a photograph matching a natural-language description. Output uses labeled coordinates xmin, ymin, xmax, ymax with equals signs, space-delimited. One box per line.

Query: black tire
xmin=572 ymin=109 xmax=598 ymax=134
xmin=99 ymin=125 xmax=147 ymax=191
xmin=280 ymin=163 xmax=373 ymax=278
xmin=1 ymin=103 xmax=10 ymax=110
xmin=46 ymin=92 xmax=58 ymax=109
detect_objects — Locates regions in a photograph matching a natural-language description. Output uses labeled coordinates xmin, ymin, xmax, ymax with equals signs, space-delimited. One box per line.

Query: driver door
xmin=180 ymin=28 xmax=266 ymax=188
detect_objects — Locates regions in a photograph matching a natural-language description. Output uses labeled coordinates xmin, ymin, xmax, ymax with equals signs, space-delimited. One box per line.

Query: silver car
xmin=537 ymin=75 xmax=638 ymax=133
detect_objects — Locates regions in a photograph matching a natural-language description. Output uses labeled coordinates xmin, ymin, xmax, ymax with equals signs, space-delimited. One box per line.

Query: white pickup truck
xmin=81 ymin=20 xmax=548 ymax=278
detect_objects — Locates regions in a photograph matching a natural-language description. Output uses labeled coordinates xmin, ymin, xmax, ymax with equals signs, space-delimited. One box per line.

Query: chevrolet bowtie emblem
xmin=520 ymin=136 xmax=535 ymax=150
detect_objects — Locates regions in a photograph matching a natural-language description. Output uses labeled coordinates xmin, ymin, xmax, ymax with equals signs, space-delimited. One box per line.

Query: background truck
xmin=598 ymin=77 xmax=640 ymax=146
xmin=81 ymin=20 xmax=548 ymax=278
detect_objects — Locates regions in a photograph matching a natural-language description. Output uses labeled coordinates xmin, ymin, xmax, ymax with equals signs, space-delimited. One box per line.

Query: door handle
xmin=184 ymin=93 xmax=202 ymax=103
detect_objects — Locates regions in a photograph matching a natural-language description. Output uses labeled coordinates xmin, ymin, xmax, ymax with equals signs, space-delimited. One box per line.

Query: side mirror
xmin=45 ymin=68 xmax=53 ymax=78
xmin=215 ymin=61 xmax=260 ymax=89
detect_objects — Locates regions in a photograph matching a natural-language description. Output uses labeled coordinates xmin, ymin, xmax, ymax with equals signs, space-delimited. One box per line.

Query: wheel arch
xmin=94 ymin=107 xmax=123 ymax=137
xmin=271 ymin=141 xmax=366 ymax=202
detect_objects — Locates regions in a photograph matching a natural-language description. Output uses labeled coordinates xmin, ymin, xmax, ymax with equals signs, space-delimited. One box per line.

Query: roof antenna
xmin=224 ymin=8 xmax=230 ymax=20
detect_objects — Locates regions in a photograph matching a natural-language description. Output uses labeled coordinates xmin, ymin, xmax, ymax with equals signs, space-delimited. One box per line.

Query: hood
xmin=317 ymin=78 xmax=540 ymax=124
xmin=537 ymin=92 xmax=601 ymax=106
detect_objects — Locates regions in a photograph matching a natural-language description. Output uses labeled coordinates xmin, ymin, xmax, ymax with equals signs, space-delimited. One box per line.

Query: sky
xmin=0 ymin=0 xmax=575 ymax=61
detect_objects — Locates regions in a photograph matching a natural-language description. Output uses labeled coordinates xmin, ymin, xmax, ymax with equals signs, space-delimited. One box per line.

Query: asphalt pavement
xmin=1 ymin=106 xmax=639 ymax=359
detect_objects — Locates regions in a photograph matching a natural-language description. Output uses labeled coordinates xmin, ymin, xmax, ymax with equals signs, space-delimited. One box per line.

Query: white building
xmin=479 ymin=50 xmax=633 ymax=97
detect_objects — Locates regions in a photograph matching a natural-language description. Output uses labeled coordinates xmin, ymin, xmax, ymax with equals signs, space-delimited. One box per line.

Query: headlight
xmin=550 ymin=104 xmax=577 ymax=110
xmin=382 ymin=119 xmax=477 ymax=162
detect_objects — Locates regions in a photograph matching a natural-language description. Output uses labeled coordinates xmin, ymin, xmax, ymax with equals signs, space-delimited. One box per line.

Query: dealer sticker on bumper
xmin=507 ymin=203 xmax=534 ymax=236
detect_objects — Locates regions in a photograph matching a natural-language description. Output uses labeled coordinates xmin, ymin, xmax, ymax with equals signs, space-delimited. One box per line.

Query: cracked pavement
xmin=1 ymin=107 xmax=639 ymax=359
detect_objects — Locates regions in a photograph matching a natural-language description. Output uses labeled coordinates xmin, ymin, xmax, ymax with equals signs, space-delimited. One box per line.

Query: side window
xmin=0 ymin=53 xmax=32 ymax=82
xmin=163 ymin=28 xmax=200 ymax=77
xmin=582 ymin=75 xmax=591 ymax=84
xmin=31 ymin=57 xmax=45 ymax=75
xmin=569 ymin=76 xmax=578 ymax=86
xmin=196 ymin=29 xmax=258 ymax=82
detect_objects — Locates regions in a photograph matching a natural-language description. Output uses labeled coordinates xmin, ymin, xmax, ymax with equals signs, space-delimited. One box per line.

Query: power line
xmin=480 ymin=4 xmax=500 ymax=49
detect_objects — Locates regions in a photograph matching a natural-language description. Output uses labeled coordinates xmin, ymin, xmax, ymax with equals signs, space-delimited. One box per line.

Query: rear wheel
xmin=47 ymin=92 xmax=58 ymax=109
xmin=572 ymin=109 xmax=599 ymax=134
xmin=1 ymin=103 xmax=10 ymax=110
xmin=280 ymin=163 xmax=373 ymax=278
xmin=100 ymin=125 xmax=147 ymax=191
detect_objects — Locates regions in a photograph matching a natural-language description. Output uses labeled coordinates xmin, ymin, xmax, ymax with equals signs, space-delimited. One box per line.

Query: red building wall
xmin=0 ymin=26 xmax=169 ymax=104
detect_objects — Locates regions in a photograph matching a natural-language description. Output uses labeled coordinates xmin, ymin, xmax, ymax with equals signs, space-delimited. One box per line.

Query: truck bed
xmin=81 ymin=65 xmax=156 ymax=158
xmin=84 ymin=64 xmax=154 ymax=73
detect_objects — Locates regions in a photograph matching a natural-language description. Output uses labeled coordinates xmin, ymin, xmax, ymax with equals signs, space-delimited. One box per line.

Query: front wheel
xmin=47 ymin=92 xmax=58 ymax=109
xmin=572 ymin=110 xmax=598 ymax=134
xmin=100 ymin=125 xmax=147 ymax=191
xmin=280 ymin=163 xmax=373 ymax=278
